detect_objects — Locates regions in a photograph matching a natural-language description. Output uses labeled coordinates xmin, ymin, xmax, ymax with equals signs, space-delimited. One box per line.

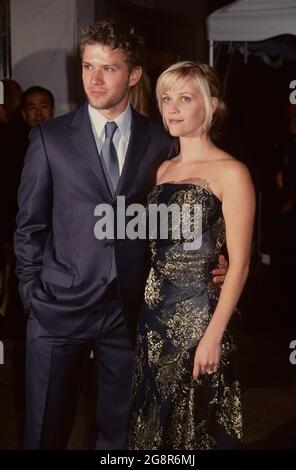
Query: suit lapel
xmin=69 ymin=104 xmax=151 ymax=200
xmin=70 ymin=103 xmax=113 ymax=202
xmin=116 ymin=108 xmax=150 ymax=197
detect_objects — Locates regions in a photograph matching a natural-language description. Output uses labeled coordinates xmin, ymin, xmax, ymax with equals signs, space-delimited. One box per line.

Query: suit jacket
xmin=14 ymin=103 xmax=173 ymax=343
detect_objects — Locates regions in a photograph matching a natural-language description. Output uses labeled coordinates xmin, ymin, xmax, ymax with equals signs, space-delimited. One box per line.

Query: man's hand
xmin=211 ymin=254 xmax=228 ymax=284
xmin=25 ymin=303 xmax=32 ymax=317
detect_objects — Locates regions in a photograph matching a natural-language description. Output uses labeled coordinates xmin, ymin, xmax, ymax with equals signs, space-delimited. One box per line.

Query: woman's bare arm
xmin=193 ymin=161 xmax=256 ymax=378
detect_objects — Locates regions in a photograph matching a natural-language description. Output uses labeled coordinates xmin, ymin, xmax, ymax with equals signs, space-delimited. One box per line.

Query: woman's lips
xmin=168 ymin=119 xmax=183 ymax=124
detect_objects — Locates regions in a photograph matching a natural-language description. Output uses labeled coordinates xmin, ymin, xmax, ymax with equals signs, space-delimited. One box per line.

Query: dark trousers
xmin=24 ymin=282 xmax=135 ymax=450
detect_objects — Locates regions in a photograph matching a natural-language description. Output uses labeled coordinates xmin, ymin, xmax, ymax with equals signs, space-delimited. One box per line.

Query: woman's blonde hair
xmin=129 ymin=69 xmax=151 ymax=117
xmin=156 ymin=61 xmax=227 ymax=140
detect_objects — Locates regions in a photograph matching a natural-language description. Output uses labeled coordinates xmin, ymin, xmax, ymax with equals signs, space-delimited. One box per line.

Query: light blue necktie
xmin=100 ymin=121 xmax=119 ymax=282
xmin=100 ymin=121 xmax=119 ymax=195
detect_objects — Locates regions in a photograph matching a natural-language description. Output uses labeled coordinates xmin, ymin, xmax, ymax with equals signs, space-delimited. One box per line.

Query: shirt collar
xmin=88 ymin=103 xmax=132 ymax=140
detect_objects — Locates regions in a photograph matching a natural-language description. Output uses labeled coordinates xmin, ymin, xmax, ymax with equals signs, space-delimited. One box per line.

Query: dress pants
xmin=24 ymin=281 xmax=135 ymax=450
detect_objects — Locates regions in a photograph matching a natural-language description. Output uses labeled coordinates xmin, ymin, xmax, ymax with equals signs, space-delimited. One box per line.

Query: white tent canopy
xmin=207 ymin=1 xmax=296 ymax=263
xmin=207 ymin=0 xmax=296 ymax=66
xmin=207 ymin=0 xmax=296 ymax=42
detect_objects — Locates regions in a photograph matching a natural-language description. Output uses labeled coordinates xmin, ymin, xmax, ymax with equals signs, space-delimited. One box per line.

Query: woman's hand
xmin=192 ymin=334 xmax=221 ymax=380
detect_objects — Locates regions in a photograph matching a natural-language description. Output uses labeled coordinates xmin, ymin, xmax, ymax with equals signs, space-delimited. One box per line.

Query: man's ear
xmin=22 ymin=109 xmax=28 ymax=123
xmin=212 ymin=97 xmax=218 ymax=112
xmin=129 ymin=66 xmax=142 ymax=87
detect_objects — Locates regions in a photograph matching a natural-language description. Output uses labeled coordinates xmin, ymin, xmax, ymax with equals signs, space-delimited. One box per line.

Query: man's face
xmin=22 ymin=92 xmax=54 ymax=128
xmin=82 ymin=43 xmax=141 ymax=119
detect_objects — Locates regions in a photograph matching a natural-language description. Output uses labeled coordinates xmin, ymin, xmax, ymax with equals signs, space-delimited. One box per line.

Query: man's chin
xmin=85 ymin=92 xmax=129 ymax=116
xmin=87 ymin=96 xmax=109 ymax=110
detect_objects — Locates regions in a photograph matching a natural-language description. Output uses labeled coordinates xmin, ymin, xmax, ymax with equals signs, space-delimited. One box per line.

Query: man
xmin=21 ymin=86 xmax=55 ymax=128
xmin=14 ymin=19 xmax=227 ymax=450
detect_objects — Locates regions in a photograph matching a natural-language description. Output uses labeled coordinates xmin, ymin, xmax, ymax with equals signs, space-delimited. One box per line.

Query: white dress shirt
xmin=88 ymin=103 xmax=132 ymax=175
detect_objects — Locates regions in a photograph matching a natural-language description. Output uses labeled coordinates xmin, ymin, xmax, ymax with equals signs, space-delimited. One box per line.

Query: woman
xmin=128 ymin=61 xmax=255 ymax=450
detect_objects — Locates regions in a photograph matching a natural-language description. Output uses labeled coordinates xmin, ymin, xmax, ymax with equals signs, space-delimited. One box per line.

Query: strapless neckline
xmin=154 ymin=181 xmax=222 ymax=204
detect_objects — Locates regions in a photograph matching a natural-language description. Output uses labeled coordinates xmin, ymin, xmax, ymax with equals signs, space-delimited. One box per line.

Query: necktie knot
xmin=105 ymin=121 xmax=117 ymax=139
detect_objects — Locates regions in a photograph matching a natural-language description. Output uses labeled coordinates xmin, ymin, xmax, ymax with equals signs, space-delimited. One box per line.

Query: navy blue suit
xmin=14 ymin=103 xmax=173 ymax=449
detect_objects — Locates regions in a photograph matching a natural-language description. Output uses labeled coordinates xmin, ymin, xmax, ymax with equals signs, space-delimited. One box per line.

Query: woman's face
xmin=160 ymin=79 xmax=206 ymax=138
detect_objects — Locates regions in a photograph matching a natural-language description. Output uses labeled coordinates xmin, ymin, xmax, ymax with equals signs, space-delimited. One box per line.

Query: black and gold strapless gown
xmin=128 ymin=180 xmax=242 ymax=450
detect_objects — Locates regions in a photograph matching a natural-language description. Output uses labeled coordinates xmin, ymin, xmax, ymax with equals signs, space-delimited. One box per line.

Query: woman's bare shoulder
xmin=156 ymin=158 xmax=174 ymax=182
xmin=214 ymin=150 xmax=249 ymax=175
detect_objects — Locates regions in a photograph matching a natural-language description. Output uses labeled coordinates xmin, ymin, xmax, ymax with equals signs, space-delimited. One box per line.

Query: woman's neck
xmin=178 ymin=135 xmax=215 ymax=163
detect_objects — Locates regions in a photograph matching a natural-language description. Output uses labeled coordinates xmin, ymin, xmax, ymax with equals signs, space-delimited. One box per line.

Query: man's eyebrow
xmin=82 ymin=61 xmax=118 ymax=66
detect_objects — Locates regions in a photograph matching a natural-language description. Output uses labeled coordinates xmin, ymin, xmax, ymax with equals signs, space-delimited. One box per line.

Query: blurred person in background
xmin=0 ymin=78 xmax=27 ymax=321
xmin=21 ymin=86 xmax=55 ymax=129
xmin=0 ymin=77 xmax=29 ymax=449
xmin=267 ymin=103 xmax=296 ymax=327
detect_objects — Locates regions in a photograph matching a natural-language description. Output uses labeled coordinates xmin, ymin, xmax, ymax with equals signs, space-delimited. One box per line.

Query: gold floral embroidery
xmin=128 ymin=183 xmax=242 ymax=450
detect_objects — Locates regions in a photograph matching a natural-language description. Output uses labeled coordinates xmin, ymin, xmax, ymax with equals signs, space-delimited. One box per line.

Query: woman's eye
xmin=162 ymin=96 xmax=171 ymax=103
xmin=181 ymin=96 xmax=191 ymax=102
